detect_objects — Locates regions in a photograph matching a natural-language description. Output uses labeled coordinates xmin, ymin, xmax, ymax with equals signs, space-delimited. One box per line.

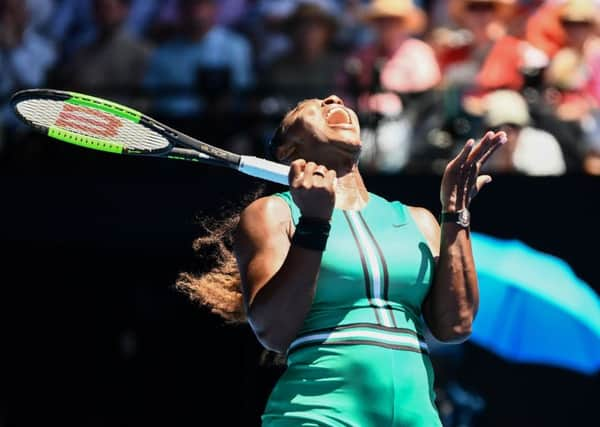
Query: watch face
xmin=459 ymin=209 xmax=470 ymax=226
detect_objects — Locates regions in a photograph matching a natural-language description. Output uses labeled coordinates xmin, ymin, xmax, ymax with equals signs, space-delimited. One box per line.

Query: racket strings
xmin=16 ymin=99 xmax=170 ymax=152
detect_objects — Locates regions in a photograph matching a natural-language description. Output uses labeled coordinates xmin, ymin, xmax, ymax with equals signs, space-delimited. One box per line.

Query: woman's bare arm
xmin=234 ymin=160 xmax=337 ymax=353
xmin=411 ymin=207 xmax=478 ymax=343
xmin=234 ymin=196 xmax=325 ymax=353
xmin=414 ymin=131 xmax=506 ymax=343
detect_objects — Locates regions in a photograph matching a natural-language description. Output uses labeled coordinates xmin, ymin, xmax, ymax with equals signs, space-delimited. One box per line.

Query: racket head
xmin=10 ymin=89 xmax=173 ymax=155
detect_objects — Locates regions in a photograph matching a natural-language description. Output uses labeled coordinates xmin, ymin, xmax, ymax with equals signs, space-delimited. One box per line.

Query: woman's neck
xmin=334 ymin=166 xmax=369 ymax=211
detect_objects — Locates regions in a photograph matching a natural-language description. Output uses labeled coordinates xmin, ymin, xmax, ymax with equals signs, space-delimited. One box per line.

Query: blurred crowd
xmin=2 ymin=0 xmax=600 ymax=175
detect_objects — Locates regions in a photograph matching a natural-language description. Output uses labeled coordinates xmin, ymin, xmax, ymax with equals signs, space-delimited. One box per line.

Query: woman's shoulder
xmin=241 ymin=194 xmax=292 ymax=217
xmin=369 ymin=193 xmax=438 ymax=226
xmin=237 ymin=195 xmax=293 ymax=237
xmin=240 ymin=192 xmax=292 ymax=221
xmin=406 ymin=205 xmax=438 ymax=226
xmin=368 ymin=192 xmax=408 ymax=206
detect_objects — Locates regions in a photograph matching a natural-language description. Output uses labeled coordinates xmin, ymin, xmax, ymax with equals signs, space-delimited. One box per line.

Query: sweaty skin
xmin=234 ymin=95 xmax=506 ymax=352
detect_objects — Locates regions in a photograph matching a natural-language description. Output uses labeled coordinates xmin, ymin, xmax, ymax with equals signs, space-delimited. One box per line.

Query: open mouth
xmin=325 ymin=106 xmax=353 ymax=128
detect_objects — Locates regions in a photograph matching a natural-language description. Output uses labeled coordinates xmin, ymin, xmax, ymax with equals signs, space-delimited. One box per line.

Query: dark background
xmin=1 ymin=134 xmax=599 ymax=427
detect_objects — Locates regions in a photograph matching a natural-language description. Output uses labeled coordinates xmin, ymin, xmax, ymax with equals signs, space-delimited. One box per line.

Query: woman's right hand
xmin=289 ymin=159 xmax=336 ymax=221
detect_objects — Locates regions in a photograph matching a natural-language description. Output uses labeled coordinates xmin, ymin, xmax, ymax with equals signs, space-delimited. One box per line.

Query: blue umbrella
xmin=470 ymin=232 xmax=600 ymax=375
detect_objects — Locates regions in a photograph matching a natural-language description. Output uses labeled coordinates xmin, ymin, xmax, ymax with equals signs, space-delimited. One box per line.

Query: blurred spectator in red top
xmin=543 ymin=0 xmax=600 ymax=120
xmin=434 ymin=0 xmax=541 ymax=91
xmin=338 ymin=0 xmax=441 ymax=173
xmin=525 ymin=1 xmax=566 ymax=58
xmin=344 ymin=0 xmax=440 ymax=102
xmin=421 ymin=0 xmax=563 ymax=171
xmin=264 ymin=1 xmax=342 ymax=105
xmin=539 ymin=0 xmax=600 ymax=174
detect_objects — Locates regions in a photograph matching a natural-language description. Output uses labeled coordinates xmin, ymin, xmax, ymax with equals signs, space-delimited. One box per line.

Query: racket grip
xmin=238 ymin=156 xmax=290 ymax=185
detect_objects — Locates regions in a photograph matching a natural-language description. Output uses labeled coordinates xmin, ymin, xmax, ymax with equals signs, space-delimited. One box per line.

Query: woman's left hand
xmin=440 ymin=131 xmax=507 ymax=212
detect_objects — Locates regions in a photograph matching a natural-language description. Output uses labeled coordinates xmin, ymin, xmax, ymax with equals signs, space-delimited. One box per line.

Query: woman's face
xmin=462 ymin=1 xmax=499 ymax=44
xmin=562 ymin=20 xmax=595 ymax=51
xmin=373 ymin=17 xmax=407 ymax=53
xmin=276 ymin=95 xmax=362 ymax=170
xmin=293 ymin=18 xmax=332 ymax=59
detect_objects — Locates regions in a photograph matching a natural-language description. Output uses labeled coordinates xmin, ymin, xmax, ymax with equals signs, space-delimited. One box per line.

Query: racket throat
xmin=238 ymin=156 xmax=290 ymax=186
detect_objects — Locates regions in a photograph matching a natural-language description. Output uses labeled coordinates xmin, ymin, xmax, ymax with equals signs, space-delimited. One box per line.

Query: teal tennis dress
xmin=261 ymin=192 xmax=442 ymax=427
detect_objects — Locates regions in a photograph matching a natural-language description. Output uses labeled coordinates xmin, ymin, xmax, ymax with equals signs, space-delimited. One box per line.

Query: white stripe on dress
xmin=290 ymin=329 xmax=429 ymax=352
xmin=347 ymin=211 xmax=393 ymax=327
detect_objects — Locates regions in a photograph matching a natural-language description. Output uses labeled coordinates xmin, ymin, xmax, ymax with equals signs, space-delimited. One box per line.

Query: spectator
xmin=249 ymin=0 xmax=297 ymax=69
xmin=215 ymin=0 xmax=252 ymax=29
xmin=51 ymin=0 xmax=151 ymax=108
xmin=525 ymin=1 xmax=567 ymax=59
xmin=531 ymin=0 xmax=600 ymax=172
xmin=424 ymin=1 xmax=557 ymax=173
xmin=582 ymin=110 xmax=600 ymax=174
xmin=49 ymin=0 xmax=159 ymax=58
xmin=0 ymin=0 xmax=56 ymax=127
xmin=339 ymin=0 xmax=441 ymax=173
xmin=140 ymin=0 xmax=253 ymax=42
xmin=544 ymin=0 xmax=600 ymax=121
xmin=143 ymin=0 xmax=254 ymax=118
xmin=264 ymin=1 xmax=342 ymax=105
xmin=437 ymin=0 xmax=524 ymax=89
xmin=480 ymin=90 xmax=566 ymax=175
xmin=47 ymin=0 xmax=96 ymax=57
xmin=25 ymin=0 xmax=55 ymax=34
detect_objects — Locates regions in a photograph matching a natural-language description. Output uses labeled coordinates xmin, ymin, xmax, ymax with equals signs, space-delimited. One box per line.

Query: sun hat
xmin=483 ymin=89 xmax=531 ymax=128
xmin=361 ymin=0 xmax=427 ymax=34
xmin=559 ymin=0 xmax=599 ymax=24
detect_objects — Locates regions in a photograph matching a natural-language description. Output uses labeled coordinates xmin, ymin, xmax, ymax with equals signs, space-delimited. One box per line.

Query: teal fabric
xmin=262 ymin=192 xmax=442 ymax=426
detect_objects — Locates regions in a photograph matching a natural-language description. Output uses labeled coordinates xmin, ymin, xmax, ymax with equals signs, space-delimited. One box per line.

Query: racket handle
xmin=238 ymin=156 xmax=290 ymax=185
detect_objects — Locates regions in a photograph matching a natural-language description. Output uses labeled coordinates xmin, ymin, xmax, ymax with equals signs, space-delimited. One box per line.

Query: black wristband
xmin=291 ymin=216 xmax=332 ymax=251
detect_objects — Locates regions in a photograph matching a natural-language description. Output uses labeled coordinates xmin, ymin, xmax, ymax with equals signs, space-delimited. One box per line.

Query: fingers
xmin=470 ymin=174 xmax=493 ymax=200
xmin=477 ymin=131 xmax=507 ymax=166
xmin=289 ymin=160 xmax=336 ymax=190
xmin=447 ymin=138 xmax=475 ymax=171
xmin=303 ymin=162 xmax=318 ymax=188
xmin=327 ymin=169 xmax=337 ymax=191
xmin=313 ymin=165 xmax=328 ymax=178
xmin=289 ymin=159 xmax=306 ymax=186
xmin=289 ymin=160 xmax=337 ymax=220
xmin=475 ymin=175 xmax=492 ymax=192
xmin=467 ymin=131 xmax=507 ymax=166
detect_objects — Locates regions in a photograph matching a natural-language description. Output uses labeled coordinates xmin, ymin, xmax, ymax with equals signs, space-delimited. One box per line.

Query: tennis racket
xmin=10 ymin=89 xmax=290 ymax=185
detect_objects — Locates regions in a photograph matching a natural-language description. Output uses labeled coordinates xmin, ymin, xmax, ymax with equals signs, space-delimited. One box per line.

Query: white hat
xmin=484 ymin=90 xmax=531 ymax=127
xmin=559 ymin=0 xmax=599 ymax=23
xmin=361 ymin=0 xmax=427 ymax=34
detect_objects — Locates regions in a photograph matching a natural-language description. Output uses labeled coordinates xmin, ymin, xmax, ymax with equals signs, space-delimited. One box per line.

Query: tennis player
xmin=178 ymin=94 xmax=506 ymax=426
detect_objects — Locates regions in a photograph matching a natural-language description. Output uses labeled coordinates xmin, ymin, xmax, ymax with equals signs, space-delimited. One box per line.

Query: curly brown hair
xmin=176 ymin=214 xmax=246 ymax=323
xmin=176 ymin=104 xmax=306 ymax=323
xmin=175 ymin=186 xmax=267 ymax=323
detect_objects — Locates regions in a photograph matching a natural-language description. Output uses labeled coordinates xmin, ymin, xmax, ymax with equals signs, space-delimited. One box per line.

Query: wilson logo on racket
xmin=56 ymin=103 xmax=122 ymax=138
